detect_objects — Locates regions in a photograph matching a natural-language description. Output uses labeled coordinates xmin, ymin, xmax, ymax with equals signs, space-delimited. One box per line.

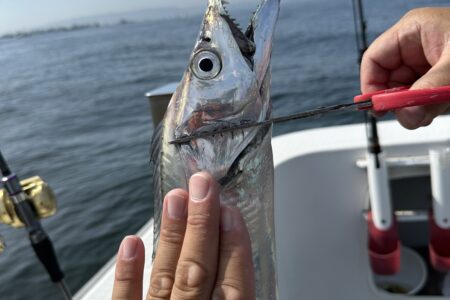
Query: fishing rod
xmin=0 ymin=150 xmax=72 ymax=300
xmin=351 ymin=0 xmax=382 ymax=168
xmin=351 ymin=0 xmax=368 ymax=65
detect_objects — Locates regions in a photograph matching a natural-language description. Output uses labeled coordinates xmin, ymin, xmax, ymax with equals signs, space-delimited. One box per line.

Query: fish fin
xmin=150 ymin=122 xmax=163 ymax=260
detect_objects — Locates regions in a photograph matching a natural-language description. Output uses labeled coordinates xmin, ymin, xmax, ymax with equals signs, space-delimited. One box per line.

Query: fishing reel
xmin=0 ymin=153 xmax=70 ymax=298
xmin=0 ymin=176 xmax=57 ymax=229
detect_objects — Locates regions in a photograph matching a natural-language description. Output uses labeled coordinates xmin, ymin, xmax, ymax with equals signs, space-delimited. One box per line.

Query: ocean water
xmin=0 ymin=1 xmax=448 ymax=299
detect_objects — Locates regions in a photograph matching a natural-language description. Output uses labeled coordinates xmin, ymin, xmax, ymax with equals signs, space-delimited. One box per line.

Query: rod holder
xmin=367 ymin=152 xmax=401 ymax=275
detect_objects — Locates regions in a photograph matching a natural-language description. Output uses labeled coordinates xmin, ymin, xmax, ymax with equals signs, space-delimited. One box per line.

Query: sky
xmin=0 ymin=0 xmax=262 ymax=34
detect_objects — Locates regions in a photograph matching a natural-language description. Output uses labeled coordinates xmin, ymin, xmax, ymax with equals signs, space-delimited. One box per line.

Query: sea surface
xmin=0 ymin=1 xmax=448 ymax=299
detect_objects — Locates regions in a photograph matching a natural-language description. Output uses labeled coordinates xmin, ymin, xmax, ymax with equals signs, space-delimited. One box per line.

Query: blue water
xmin=0 ymin=1 xmax=448 ymax=299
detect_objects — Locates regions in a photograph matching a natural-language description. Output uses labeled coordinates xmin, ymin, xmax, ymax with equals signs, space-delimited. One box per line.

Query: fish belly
xmin=154 ymin=124 xmax=277 ymax=299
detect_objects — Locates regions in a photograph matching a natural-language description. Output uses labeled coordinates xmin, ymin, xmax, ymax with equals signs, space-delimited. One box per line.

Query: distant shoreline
xmin=0 ymin=5 xmax=205 ymax=40
xmin=0 ymin=2 xmax=269 ymax=40
xmin=0 ymin=23 xmax=102 ymax=39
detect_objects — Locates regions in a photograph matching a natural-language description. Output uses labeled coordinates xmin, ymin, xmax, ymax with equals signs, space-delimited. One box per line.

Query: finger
xmin=361 ymin=29 xmax=400 ymax=93
xmin=172 ymin=172 xmax=221 ymax=300
xmin=112 ymin=236 xmax=145 ymax=300
xmin=396 ymin=60 xmax=450 ymax=129
xmin=212 ymin=206 xmax=255 ymax=300
xmin=360 ymin=17 xmax=429 ymax=93
xmin=148 ymin=189 xmax=188 ymax=300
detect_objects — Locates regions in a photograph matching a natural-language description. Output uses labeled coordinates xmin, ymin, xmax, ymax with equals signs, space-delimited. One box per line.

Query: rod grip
xmin=31 ymin=235 xmax=64 ymax=282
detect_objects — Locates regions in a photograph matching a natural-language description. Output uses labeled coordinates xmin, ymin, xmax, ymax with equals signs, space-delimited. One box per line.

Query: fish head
xmin=167 ymin=0 xmax=280 ymax=179
xmin=172 ymin=0 xmax=280 ymax=135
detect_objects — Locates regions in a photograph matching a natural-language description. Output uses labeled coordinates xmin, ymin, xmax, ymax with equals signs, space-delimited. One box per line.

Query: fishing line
xmin=58 ymin=280 xmax=73 ymax=300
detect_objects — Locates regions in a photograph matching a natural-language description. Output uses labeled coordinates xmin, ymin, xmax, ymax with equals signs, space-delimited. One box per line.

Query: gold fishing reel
xmin=0 ymin=176 xmax=57 ymax=228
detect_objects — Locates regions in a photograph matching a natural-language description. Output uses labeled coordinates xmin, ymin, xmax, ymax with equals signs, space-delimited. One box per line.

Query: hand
xmin=111 ymin=172 xmax=255 ymax=300
xmin=361 ymin=7 xmax=450 ymax=129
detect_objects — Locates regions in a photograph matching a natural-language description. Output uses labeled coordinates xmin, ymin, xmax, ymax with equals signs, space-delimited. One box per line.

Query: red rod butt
xmin=367 ymin=212 xmax=401 ymax=275
xmin=429 ymin=211 xmax=450 ymax=272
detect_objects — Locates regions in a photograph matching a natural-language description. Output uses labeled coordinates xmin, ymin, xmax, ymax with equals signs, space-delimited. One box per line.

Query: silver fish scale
xmin=151 ymin=0 xmax=280 ymax=299
xmin=221 ymin=125 xmax=276 ymax=299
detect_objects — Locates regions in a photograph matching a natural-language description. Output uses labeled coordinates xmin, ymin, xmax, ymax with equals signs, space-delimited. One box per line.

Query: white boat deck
xmin=74 ymin=220 xmax=154 ymax=299
xmin=273 ymin=116 xmax=450 ymax=299
xmin=75 ymin=115 xmax=450 ymax=299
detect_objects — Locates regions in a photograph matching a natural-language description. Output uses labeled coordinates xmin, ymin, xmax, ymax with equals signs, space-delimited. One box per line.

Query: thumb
xmin=395 ymin=60 xmax=450 ymax=129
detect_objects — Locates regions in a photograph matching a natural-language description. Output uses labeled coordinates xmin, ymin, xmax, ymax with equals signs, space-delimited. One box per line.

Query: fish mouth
xmin=218 ymin=1 xmax=256 ymax=68
xmin=178 ymin=103 xmax=254 ymax=137
xmin=205 ymin=0 xmax=261 ymax=69
xmin=212 ymin=0 xmax=280 ymax=72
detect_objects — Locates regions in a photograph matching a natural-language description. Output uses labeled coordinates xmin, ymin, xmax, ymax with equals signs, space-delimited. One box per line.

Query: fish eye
xmin=191 ymin=51 xmax=222 ymax=80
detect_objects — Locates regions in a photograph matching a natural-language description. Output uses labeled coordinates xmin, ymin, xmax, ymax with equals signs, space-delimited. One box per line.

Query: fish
xmin=151 ymin=0 xmax=280 ymax=298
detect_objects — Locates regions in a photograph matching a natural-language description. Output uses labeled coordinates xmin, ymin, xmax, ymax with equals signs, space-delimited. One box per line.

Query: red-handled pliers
xmin=354 ymin=86 xmax=450 ymax=112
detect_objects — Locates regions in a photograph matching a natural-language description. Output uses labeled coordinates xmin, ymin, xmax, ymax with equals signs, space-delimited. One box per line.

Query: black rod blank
xmin=0 ymin=151 xmax=11 ymax=176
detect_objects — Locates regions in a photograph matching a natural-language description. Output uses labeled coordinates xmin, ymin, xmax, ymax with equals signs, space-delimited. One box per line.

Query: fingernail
xmin=221 ymin=207 xmax=234 ymax=232
xmin=121 ymin=236 xmax=138 ymax=260
xmin=167 ymin=193 xmax=186 ymax=220
xmin=190 ymin=173 xmax=210 ymax=202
